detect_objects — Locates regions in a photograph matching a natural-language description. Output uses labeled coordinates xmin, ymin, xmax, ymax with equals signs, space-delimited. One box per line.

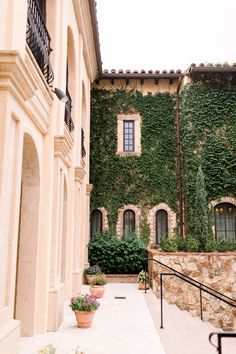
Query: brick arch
xmin=210 ymin=196 xmax=236 ymax=208
xmin=96 ymin=207 xmax=109 ymax=231
xmin=117 ymin=204 xmax=141 ymax=238
xmin=149 ymin=203 xmax=176 ymax=243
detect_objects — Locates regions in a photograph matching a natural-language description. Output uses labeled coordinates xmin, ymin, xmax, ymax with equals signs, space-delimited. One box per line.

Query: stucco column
xmin=85 ymin=184 xmax=93 ymax=266
xmin=72 ymin=167 xmax=86 ymax=295
xmin=63 ymin=166 xmax=74 ymax=300
xmin=34 ymin=131 xmax=54 ymax=334
xmin=0 ymin=100 xmax=21 ymax=353
xmin=47 ymin=159 xmax=64 ymax=331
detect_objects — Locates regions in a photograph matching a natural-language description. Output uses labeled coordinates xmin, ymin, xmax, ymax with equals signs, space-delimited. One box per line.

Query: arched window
xmin=214 ymin=203 xmax=236 ymax=241
xmin=156 ymin=210 xmax=168 ymax=243
xmin=90 ymin=209 xmax=102 ymax=238
xmin=123 ymin=210 xmax=135 ymax=235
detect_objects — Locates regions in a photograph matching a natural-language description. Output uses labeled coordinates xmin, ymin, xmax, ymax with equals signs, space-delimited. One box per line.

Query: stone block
xmin=210 ymin=299 xmax=221 ymax=312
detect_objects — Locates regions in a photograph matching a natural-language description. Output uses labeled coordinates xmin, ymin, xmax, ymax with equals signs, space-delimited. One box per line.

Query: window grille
xmin=214 ymin=203 xmax=236 ymax=241
xmin=123 ymin=121 xmax=134 ymax=152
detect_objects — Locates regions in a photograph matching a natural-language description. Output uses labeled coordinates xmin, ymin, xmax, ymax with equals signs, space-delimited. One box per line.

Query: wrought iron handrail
xmin=26 ymin=0 xmax=54 ymax=84
xmin=81 ymin=128 xmax=86 ymax=158
xmin=145 ymin=258 xmax=236 ymax=329
xmin=209 ymin=332 xmax=236 ymax=354
xmin=64 ymin=88 xmax=74 ymax=132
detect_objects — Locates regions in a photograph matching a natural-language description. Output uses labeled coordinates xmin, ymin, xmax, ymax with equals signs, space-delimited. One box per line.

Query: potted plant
xmin=69 ymin=294 xmax=100 ymax=328
xmin=137 ymin=270 xmax=149 ymax=290
xmin=90 ymin=276 xmax=107 ymax=298
xmin=84 ymin=264 xmax=102 ymax=285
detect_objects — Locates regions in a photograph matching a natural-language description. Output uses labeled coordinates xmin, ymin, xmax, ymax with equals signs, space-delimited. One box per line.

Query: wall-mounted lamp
xmin=52 ymin=88 xmax=68 ymax=103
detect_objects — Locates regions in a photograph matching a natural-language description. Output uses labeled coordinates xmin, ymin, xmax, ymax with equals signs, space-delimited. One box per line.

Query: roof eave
xmin=189 ymin=66 xmax=236 ymax=74
xmin=88 ymin=0 xmax=103 ymax=79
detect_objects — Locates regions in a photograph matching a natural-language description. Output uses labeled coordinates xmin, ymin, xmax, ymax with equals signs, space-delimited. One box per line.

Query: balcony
xmin=64 ymin=88 xmax=74 ymax=133
xmin=81 ymin=128 xmax=86 ymax=158
xmin=26 ymin=0 xmax=54 ymax=84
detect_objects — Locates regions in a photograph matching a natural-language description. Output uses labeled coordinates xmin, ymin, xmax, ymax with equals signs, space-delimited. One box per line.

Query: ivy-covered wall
xmin=90 ymin=88 xmax=178 ymax=230
xmin=181 ymin=82 xmax=236 ymax=232
xmin=90 ymin=81 xmax=236 ymax=236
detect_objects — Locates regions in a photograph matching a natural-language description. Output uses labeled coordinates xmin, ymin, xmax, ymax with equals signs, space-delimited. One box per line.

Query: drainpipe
xmin=176 ymin=76 xmax=185 ymax=237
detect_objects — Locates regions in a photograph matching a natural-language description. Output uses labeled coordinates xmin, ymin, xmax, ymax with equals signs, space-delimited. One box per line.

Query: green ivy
xmin=139 ymin=208 xmax=151 ymax=246
xmin=181 ymin=82 xmax=236 ymax=233
xmin=194 ymin=166 xmax=210 ymax=248
xmin=90 ymin=88 xmax=178 ymax=230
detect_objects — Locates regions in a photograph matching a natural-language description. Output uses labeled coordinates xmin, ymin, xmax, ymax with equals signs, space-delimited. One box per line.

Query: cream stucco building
xmin=0 ymin=1 xmax=100 ymax=352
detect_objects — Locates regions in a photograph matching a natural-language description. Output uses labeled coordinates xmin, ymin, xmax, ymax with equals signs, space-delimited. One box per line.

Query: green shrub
xmin=160 ymin=234 xmax=200 ymax=252
xmin=160 ymin=237 xmax=177 ymax=252
xmin=161 ymin=235 xmax=189 ymax=252
xmin=175 ymin=235 xmax=187 ymax=251
xmin=204 ymin=237 xmax=217 ymax=252
xmin=88 ymin=231 xmax=147 ymax=274
xmin=215 ymin=238 xmax=236 ymax=252
xmin=160 ymin=234 xmax=236 ymax=253
xmin=185 ymin=234 xmax=200 ymax=252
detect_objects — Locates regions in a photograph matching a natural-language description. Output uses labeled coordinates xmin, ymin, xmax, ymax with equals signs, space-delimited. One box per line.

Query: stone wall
xmin=148 ymin=250 xmax=236 ymax=330
xmin=104 ymin=274 xmax=138 ymax=283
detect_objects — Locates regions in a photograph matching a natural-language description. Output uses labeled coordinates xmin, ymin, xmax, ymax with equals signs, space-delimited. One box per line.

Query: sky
xmin=96 ymin=0 xmax=236 ymax=71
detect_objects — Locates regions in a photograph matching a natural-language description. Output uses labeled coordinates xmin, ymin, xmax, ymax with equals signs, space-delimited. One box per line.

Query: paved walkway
xmin=19 ymin=284 xmax=165 ymax=354
xmin=19 ymin=283 xmax=236 ymax=354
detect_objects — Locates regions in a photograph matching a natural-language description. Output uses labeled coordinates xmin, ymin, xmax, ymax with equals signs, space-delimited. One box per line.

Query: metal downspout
xmin=176 ymin=77 xmax=185 ymax=237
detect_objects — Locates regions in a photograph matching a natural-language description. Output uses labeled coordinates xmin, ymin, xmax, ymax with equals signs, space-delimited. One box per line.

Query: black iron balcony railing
xmin=64 ymin=89 xmax=74 ymax=132
xmin=26 ymin=0 xmax=54 ymax=84
xmin=81 ymin=128 xmax=86 ymax=158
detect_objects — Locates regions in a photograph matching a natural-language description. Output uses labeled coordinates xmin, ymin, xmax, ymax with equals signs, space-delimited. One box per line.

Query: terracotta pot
xmin=138 ymin=283 xmax=149 ymax=290
xmin=90 ymin=285 xmax=105 ymax=298
xmin=74 ymin=310 xmax=96 ymax=328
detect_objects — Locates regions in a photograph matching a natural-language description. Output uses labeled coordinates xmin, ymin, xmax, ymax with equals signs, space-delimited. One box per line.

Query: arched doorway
xmin=90 ymin=209 xmax=103 ymax=238
xmin=14 ymin=133 xmax=40 ymax=336
xmin=156 ymin=209 xmax=168 ymax=243
xmin=214 ymin=203 xmax=236 ymax=241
